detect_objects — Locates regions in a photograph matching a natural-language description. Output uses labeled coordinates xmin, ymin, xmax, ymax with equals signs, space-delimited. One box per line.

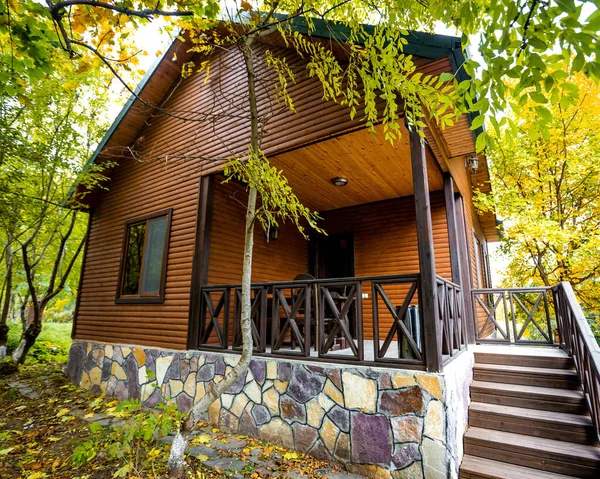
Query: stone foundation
xmin=66 ymin=341 xmax=473 ymax=478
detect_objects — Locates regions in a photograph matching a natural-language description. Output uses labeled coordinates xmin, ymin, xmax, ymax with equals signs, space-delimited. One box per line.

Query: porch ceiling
xmin=269 ymin=122 xmax=444 ymax=212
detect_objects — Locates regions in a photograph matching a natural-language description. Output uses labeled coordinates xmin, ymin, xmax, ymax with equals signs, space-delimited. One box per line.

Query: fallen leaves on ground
xmin=0 ymin=362 xmax=341 ymax=478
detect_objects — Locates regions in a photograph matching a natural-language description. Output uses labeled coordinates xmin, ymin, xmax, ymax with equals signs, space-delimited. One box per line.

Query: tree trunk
xmin=0 ymin=237 xmax=13 ymax=360
xmin=12 ymin=303 xmax=42 ymax=364
xmin=167 ymin=35 xmax=260 ymax=478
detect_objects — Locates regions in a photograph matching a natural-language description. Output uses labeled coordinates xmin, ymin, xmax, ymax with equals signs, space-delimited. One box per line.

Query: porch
xmin=188 ymin=122 xmax=473 ymax=374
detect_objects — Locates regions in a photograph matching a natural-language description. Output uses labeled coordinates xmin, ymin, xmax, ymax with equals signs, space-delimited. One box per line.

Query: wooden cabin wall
xmin=320 ymin=192 xmax=450 ymax=341
xmin=75 ymin=32 xmax=490 ymax=350
xmin=75 ymin=157 xmax=201 ymax=350
xmin=207 ymin=179 xmax=309 ymax=285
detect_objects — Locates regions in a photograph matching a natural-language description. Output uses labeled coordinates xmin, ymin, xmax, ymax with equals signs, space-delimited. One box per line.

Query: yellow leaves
xmin=0 ymin=446 xmax=15 ymax=455
xmin=241 ymin=1 xmax=253 ymax=11
xmin=56 ymin=408 xmax=70 ymax=417
xmin=283 ymin=451 xmax=300 ymax=460
xmin=24 ymin=472 xmax=48 ymax=479
xmin=191 ymin=434 xmax=211 ymax=444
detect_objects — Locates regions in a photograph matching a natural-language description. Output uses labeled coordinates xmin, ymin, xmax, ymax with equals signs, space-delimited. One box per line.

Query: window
xmin=116 ymin=209 xmax=172 ymax=303
xmin=473 ymin=230 xmax=492 ymax=289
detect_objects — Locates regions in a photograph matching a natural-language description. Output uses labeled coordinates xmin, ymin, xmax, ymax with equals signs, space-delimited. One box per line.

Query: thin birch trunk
xmin=167 ymin=34 xmax=259 ymax=479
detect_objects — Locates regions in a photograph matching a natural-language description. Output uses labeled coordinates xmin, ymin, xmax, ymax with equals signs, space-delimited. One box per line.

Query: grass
xmin=6 ymin=321 xmax=72 ymax=364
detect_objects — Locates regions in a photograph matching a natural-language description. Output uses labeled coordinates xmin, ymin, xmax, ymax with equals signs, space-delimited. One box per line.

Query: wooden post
xmin=443 ymin=174 xmax=461 ymax=284
xmin=455 ymin=195 xmax=477 ymax=343
xmin=187 ymin=175 xmax=214 ymax=349
xmin=410 ymin=127 xmax=442 ymax=372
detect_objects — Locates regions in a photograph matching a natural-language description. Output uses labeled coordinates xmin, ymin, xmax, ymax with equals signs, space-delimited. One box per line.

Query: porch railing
xmin=471 ymin=287 xmax=554 ymax=344
xmin=437 ymin=276 xmax=468 ymax=364
xmin=553 ymin=282 xmax=600 ymax=440
xmin=472 ymin=282 xmax=600 ymax=439
xmin=196 ymin=273 xmax=465 ymax=370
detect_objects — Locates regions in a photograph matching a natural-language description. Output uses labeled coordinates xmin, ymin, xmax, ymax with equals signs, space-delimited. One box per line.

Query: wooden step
xmin=473 ymin=363 xmax=580 ymax=389
xmin=460 ymin=454 xmax=581 ymax=479
xmin=474 ymin=349 xmax=572 ymax=369
xmin=471 ymin=381 xmax=587 ymax=414
xmin=469 ymin=402 xmax=596 ymax=445
xmin=464 ymin=427 xmax=600 ymax=478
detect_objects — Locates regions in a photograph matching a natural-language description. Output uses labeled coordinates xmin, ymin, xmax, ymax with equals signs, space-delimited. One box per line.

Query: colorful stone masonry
xmin=66 ymin=341 xmax=474 ymax=479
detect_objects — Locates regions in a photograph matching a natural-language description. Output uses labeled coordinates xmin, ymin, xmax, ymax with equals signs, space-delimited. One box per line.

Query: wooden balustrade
xmin=552 ymin=282 xmax=600 ymax=441
xmin=436 ymin=276 xmax=467 ymax=363
xmin=472 ymin=287 xmax=554 ymax=344
xmin=195 ymin=274 xmax=448 ymax=369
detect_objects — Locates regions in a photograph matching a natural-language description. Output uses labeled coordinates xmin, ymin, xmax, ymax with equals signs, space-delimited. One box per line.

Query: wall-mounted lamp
xmin=466 ymin=154 xmax=479 ymax=173
xmin=331 ymin=176 xmax=349 ymax=187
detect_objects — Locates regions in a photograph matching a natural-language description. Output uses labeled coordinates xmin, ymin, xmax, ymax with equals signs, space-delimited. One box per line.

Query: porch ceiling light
xmin=331 ymin=176 xmax=349 ymax=187
xmin=466 ymin=154 xmax=479 ymax=173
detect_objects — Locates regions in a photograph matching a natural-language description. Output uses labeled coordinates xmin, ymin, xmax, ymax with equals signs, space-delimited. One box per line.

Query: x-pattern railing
xmin=233 ymin=286 xmax=268 ymax=352
xmin=436 ymin=276 xmax=467 ymax=361
xmin=271 ymin=284 xmax=311 ymax=356
xmin=195 ymin=274 xmax=433 ymax=368
xmin=199 ymin=287 xmax=230 ymax=349
xmin=373 ymin=278 xmax=422 ymax=362
xmin=318 ymin=281 xmax=363 ymax=361
xmin=553 ymin=282 xmax=600 ymax=441
xmin=472 ymin=287 xmax=553 ymax=344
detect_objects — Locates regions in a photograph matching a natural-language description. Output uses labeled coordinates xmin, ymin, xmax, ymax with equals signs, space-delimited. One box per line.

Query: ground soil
xmin=0 ymin=361 xmax=349 ymax=479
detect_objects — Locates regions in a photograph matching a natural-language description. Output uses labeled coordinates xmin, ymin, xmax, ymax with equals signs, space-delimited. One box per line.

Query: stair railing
xmin=553 ymin=281 xmax=600 ymax=440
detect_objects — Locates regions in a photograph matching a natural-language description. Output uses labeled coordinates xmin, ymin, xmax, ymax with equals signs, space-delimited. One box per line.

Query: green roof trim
xmin=277 ymin=14 xmax=463 ymax=59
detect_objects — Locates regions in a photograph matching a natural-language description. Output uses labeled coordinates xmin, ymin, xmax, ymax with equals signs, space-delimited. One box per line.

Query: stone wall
xmin=67 ymin=341 xmax=474 ymax=478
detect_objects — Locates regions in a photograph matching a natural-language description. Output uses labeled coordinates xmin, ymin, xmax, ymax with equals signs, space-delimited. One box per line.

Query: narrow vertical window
xmin=117 ymin=209 xmax=172 ymax=303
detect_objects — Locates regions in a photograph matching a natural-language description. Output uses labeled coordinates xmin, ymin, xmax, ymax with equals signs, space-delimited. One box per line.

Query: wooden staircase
xmin=460 ymin=347 xmax=600 ymax=479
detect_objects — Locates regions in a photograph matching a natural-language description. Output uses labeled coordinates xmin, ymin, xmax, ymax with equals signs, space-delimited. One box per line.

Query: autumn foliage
xmin=477 ymin=70 xmax=600 ymax=313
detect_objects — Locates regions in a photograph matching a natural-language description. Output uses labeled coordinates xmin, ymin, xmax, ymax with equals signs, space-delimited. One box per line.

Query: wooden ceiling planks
xmin=269 ymin=122 xmax=444 ymax=212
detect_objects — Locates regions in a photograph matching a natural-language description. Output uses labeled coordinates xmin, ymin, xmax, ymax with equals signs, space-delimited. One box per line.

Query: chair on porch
xmin=285 ymin=273 xmax=334 ymax=352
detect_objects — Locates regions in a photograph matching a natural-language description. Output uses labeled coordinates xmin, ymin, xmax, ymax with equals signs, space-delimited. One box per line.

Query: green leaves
xmin=470 ymin=114 xmax=485 ymax=131
xmin=480 ymin=69 xmax=600 ymax=310
xmin=529 ymin=91 xmax=548 ymax=104
xmin=224 ymin=150 xmax=323 ymax=238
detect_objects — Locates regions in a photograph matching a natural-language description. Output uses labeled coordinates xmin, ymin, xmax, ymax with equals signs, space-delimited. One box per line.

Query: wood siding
xmin=75 ymin=158 xmax=201 ymax=349
xmin=207 ymin=178 xmax=309 ymax=285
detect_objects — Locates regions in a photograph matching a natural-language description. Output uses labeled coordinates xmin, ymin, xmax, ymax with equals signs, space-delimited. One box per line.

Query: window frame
xmin=115 ymin=208 xmax=172 ymax=304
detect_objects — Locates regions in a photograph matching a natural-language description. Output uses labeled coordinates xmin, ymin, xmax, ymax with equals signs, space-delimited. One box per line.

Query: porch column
xmin=455 ymin=195 xmax=477 ymax=343
xmin=187 ymin=175 xmax=214 ymax=349
xmin=410 ymin=127 xmax=442 ymax=372
xmin=443 ymin=174 xmax=461 ymax=284
xmin=444 ymin=174 xmax=476 ymax=344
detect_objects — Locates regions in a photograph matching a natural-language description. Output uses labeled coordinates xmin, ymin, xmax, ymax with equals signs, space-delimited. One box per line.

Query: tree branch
xmin=50 ymin=0 xmax=193 ymax=20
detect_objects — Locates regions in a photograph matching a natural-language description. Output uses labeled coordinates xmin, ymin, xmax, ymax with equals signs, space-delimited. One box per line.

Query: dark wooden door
xmin=311 ymin=232 xmax=355 ymax=279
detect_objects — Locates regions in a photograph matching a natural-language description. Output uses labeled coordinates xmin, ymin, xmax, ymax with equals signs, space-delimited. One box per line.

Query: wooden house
xmin=66 ymin=19 xmax=600 ymax=479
